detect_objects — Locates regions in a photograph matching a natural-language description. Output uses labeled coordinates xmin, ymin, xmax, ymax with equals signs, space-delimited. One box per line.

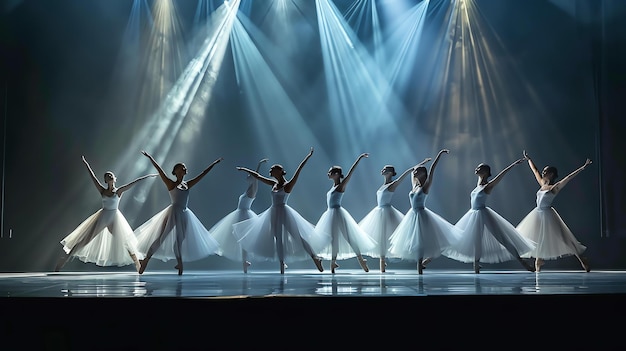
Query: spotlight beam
xmin=114 ymin=0 xmax=241 ymax=220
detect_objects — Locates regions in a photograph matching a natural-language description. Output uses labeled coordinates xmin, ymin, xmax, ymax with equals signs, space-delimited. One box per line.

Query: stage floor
xmin=2 ymin=269 xmax=626 ymax=349
xmin=1 ymin=268 xmax=625 ymax=297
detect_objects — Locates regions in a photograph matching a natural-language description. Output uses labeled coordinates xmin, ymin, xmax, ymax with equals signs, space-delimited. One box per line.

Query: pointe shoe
xmin=243 ymin=261 xmax=251 ymax=274
xmin=174 ymin=263 xmax=183 ymax=275
xmin=54 ymin=256 xmax=68 ymax=272
xmin=474 ymin=262 xmax=481 ymax=274
xmin=130 ymin=254 xmax=141 ymax=272
xmin=312 ymin=257 xmax=324 ymax=272
xmin=535 ymin=258 xmax=544 ymax=272
xmin=421 ymin=257 xmax=432 ymax=267
xmin=134 ymin=260 xmax=141 ymax=273
xmin=581 ymin=257 xmax=591 ymax=272
xmin=138 ymin=259 xmax=149 ymax=275
xmin=331 ymin=261 xmax=339 ymax=274
xmin=358 ymin=258 xmax=369 ymax=273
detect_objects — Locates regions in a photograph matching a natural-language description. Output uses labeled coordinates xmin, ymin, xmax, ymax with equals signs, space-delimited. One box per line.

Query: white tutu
xmin=208 ymin=194 xmax=256 ymax=261
xmin=316 ymin=186 xmax=377 ymax=260
xmin=60 ymin=194 xmax=143 ymax=267
xmin=359 ymin=184 xmax=404 ymax=258
xmin=233 ymin=189 xmax=331 ymax=263
xmin=443 ymin=185 xmax=535 ymax=264
xmin=134 ymin=187 xmax=220 ymax=263
xmin=443 ymin=206 xmax=536 ymax=263
xmin=389 ymin=206 xmax=461 ymax=260
xmin=516 ymin=189 xmax=586 ymax=259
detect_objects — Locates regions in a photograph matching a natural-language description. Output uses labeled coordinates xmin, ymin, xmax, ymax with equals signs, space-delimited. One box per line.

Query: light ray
xmin=114 ymin=0 xmax=240 ymax=221
xmin=379 ymin=0 xmax=429 ymax=94
xmin=229 ymin=9 xmax=331 ymax=214
xmin=407 ymin=0 xmax=581 ymax=218
xmin=135 ymin=0 xmax=189 ymax=120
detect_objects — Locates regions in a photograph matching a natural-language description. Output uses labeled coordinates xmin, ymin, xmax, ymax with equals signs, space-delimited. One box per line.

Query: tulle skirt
xmin=516 ymin=207 xmax=586 ymax=259
xmin=443 ymin=207 xmax=536 ymax=263
xmin=389 ymin=207 xmax=461 ymax=261
xmin=316 ymin=207 xmax=377 ymax=260
xmin=359 ymin=205 xmax=404 ymax=258
xmin=60 ymin=209 xmax=143 ymax=267
xmin=208 ymin=209 xmax=256 ymax=261
xmin=134 ymin=206 xmax=220 ymax=263
xmin=233 ymin=205 xmax=331 ymax=262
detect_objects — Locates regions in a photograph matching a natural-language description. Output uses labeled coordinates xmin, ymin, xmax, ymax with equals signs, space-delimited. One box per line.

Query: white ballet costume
xmin=516 ymin=189 xmax=586 ymax=260
xmin=208 ymin=193 xmax=256 ymax=261
xmin=134 ymin=184 xmax=220 ymax=263
xmin=60 ymin=193 xmax=144 ymax=267
xmin=388 ymin=187 xmax=461 ymax=261
xmin=316 ymin=185 xmax=377 ymax=260
xmin=359 ymin=183 xmax=404 ymax=259
xmin=443 ymin=185 xmax=535 ymax=264
xmin=232 ymin=188 xmax=330 ymax=263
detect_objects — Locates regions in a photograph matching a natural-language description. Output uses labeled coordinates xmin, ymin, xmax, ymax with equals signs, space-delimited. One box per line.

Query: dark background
xmin=0 ymin=0 xmax=625 ymax=273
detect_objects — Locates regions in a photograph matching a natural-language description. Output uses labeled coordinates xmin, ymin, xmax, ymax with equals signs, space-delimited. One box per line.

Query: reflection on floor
xmin=1 ymin=269 xmax=625 ymax=297
xmin=2 ymin=269 xmax=625 ymax=349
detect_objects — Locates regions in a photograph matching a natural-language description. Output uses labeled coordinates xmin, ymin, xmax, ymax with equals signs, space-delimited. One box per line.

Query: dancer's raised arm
xmin=237 ymin=166 xmax=275 ymax=187
xmin=141 ymin=150 xmax=175 ymax=190
xmin=187 ymin=157 xmax=223 ymax=189
xmin=523 ymin=150 xmax=543 ymax=185
xmin=284 ymin=147 xmax=314 ymax=193
xmin=117 ymin=173 xmax=158 ymax=195
xmin=551 ymin=158 xmax=592 ymax=194
xmin=422 ymin=149 xmax=449 ymax=193
xmin=484 ymin=156 xmax=526 ymax=193
xmin=245 ymin=158 xmax=269 ymax=197
xmin=337 ymin=153 xmax=368 ymax=192
xmin=82 ymin=156 xmax=105 ymax=193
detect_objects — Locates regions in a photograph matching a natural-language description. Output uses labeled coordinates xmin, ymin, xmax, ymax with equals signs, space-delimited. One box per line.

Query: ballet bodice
xmin=271 ymin=188 xmax=289 ymax=207
xmin=470 ymin=185 xmax=488 ymax=210
xmin=169 ymin=186 xmax=190 ymax=210
xmin=237 ymin=193 xmax=255 ymax=210
xmin=536 ymin=189 xmax=556 ymax=210
xmin=409 ymin=187 xmax=427 ymax=210
xmin=376 ymin=184 xmax=394 ymax=207
xmin=101 ymin=194 xmax=120 ymax=211
xmin=327 ymin=185 xmax=343 ymax=209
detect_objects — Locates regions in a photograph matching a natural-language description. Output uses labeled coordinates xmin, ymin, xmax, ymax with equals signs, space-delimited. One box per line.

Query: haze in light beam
xmin=115 ymin=0 xmax=240 ymax=219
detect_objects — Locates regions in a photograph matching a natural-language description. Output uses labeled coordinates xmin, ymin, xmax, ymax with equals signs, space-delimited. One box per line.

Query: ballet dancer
xmin=135 ymin=151 xmax=222 ymax=275
xmin=516 ymin=150 xmax=592 ymax=272
xmin=55 ymin=156 xmax=157 ymax=272
xmin=232 ymin=147 xmax=329 ymax=274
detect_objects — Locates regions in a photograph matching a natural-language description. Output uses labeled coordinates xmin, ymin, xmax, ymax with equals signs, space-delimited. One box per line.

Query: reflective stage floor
xmin=2 ymin=269 xmax=625 ymax=349
xmin=1 ymin=269 xmax=625 ymax=297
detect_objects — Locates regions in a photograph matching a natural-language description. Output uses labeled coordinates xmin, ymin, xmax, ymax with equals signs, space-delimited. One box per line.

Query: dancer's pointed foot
xmin=535 ymin=258 xmax=544 ymax=272
xmin=581 ymin=257 xmax=591 ymax=272
xmin=473 ymin=261 xmax=481 ymax=274
xmin=174 ymin=263 xmax=183 ymax=275
xmin=138 ymin=259 xmax=149 ymax=275
xmin=54 ymin=256 xmax=67 ymax=272
xmin=312 ymin=256 xmax=324 ymax=272
xmin=421 ymin=257 xmax=432 ymax=267
xmin=358 ymin=258 xmax=369 ymax=272
xmin=134 ymin=260 xmax=141 ymax=273
xmin=331 ymin=261 xmax=339 ymax=274
xmin=243 ymin=261 xmax=251 ymax=274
